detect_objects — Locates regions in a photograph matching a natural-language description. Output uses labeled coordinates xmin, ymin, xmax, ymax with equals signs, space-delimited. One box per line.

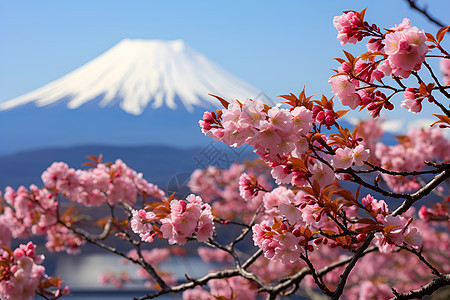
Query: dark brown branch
xmin=134 ymin=269 xmax=241 ymax=300
xmin=423 ymin=61 xmax=450 ymax=104
xmin=332 ymin=233 xmax=375 ymax=299
xmin=300 ymin=253 xmax=333 ymax=296
xmin=261 ymin=246 xmax=378 ymax=298
xmin=59 ymin=221 xmax=169 ymax=290
xmin=392 ymin=168 xmax=450 ymax=216
xmin=391 ymin=274 xmax=450 ymax=299
xmin=134 ymin=249 xmax=263 ymax=300
xmin=404 ymin=0 xmax=446 ymax=28
xmin=230 ymin=203 xmax=263 ymax=248
xmin=362 ymin=161 xmax=449 ymax=177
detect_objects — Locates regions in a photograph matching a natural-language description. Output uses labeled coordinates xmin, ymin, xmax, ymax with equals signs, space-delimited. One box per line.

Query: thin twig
xmin=404 ymin=0 xmax=446 ymax=28
xmin=59 ymin=220 xmax=169 ymax=290
xmin=400 ymin=246 xmax=442 ymax=276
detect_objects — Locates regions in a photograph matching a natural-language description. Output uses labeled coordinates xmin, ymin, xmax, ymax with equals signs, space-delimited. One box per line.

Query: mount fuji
xmin=0 ymin=39 xmax=267 ymax=155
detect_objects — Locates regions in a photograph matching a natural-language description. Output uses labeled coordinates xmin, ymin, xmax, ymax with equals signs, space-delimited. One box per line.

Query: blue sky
xmin=0 ymin=0 xmax=448 ymax=129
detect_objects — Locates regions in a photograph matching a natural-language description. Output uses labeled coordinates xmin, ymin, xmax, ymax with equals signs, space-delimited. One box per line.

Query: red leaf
xmin=359 ymin=7 xmax=367 ymax=22
xmin=209 ymin=94 xmax=230 ymax=109
xmin=436 ymin=26 xmax=450 ymax=43
xmin=343 ymin=50 xmax=355 ymax=64
xmin=335 ymin=110 xmax=350 ymax=119
xmin=425 ymin=32 xmax=436 ymax=43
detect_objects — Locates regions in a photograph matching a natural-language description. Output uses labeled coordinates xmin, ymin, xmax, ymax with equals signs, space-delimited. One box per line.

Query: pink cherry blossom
xmin=333 ymin=11 xmax=363 ymax=45
xmin=332 ymin=146 xmax=354 ymax=169
xmin=328 ymin=75 xmax=361 ymax=109
xmin=352 ymin=145 xmax=370 ymax=166
xmin=381 ymin=25 xmax=428 ymax=78
xmin=440 ymin=58 xmax=450 ymax=85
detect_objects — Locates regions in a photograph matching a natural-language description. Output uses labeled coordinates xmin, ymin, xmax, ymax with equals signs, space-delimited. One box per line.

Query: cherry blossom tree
xmin=1 ymin=6 xmax=450 ymax=300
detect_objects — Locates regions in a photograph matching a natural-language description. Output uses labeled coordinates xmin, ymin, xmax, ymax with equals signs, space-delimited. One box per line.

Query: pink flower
xmin=291 ymin=106 xmax=313 ymax=134
xmin=0 ymin=242 xmax=66 ymax=300
xmin=278 ymin=203 xmax=303 ymax=225
xmin=440 ymin=58 xmax=450 ymax=85
xmin=352 ymin=145 xmax=370 ymax=166
xmin=196 ymin=208 xmax=214 ymax=242
xmin=361 ymin=194 xmax=389 ymax=216
xmin=332 ymin=147 xmax=354 ymax=169
xmin=131 ymin=209 xmax=155 ymax=235
xmin=390 ymin=18 xmax=411 ymax=31
xmin=267 ymin=107 xmax=292 ymax=133
xmin=381 ymin=26 xmax=428 ymax=78
xmin=403 ymin=227 xmax=423 ymax=249
xmin=0 ymin=216 xmax=12 ymax=248
xmin=241 ymin=98 xmax=266 ymax=129
xmin=271 ymin=165 xmax=293 ymax=185
xmin=309 ymin=161 xmax=335 ymax=188
xmin=329 ymin=75 xmax=361 ymax=109
xmin=333 ymin=11 xmax=363 ymax=45
xmin=239 ymin=173 xmax=261 ymax=201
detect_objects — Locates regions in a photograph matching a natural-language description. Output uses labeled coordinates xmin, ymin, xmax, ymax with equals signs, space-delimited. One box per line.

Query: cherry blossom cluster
xmin=131 ymin=194 xmax=214 ymax=245
xmin=419 ymin=198 xmax=449 ymax=223
xmin=195 ymin=8 xmax=450 ymax=298
xmin=361 ymin=195 xmax=423 ymax=253
xmin=0 ymin=242 xmax=69 ymax=300
xmin=334 ymin=12 xmax=427 ymax=78
xmin=188 ymin=163 xmax=271 ymax=221
xmin=0 ymin=184 xmax=85 ymax=254
xmin=329 ymin=9 xmax=450 ymax=118
xmin=199 ymin=96 xmax=370 ymax=187
xmin=375 ymin=127 xmax=450 ymax=192
xmin=199 ymin=99 xmax=313 ymax=155
xmin=2 ymin=185 xmax=57 ymax=238
xmin=42 ymin=159 xmax=165 ymax=207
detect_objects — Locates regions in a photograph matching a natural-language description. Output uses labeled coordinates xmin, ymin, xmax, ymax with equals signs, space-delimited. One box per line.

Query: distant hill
xmin=0 ymin=143 xmax=256 ymax=191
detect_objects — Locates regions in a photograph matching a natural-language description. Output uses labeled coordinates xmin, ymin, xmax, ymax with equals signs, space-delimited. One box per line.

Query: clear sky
xmin=0 ymin=0 xmax=449 ymax=130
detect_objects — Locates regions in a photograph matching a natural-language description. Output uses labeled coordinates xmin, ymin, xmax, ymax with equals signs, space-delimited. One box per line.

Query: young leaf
xmin=425 ymin=32 xmax=436 ymax=43
xmin=430 ymin=114 xmax=450 ymax=127
xmin=209 ymin=94 xmax=230 ymax=109
xmin=359 ymin=7 xmax=367 ymax=22
xmin=343 ymin=50 xmax=355 ymax=65
xmin=335 ymin=110 xmax=350 ymax=119
xmin=436 ymin=25 xmax=450 ymax=43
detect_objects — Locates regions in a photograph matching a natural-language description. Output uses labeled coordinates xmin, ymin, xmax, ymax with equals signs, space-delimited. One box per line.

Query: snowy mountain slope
xmin=0 ymin=39 xmax=262 ymax=114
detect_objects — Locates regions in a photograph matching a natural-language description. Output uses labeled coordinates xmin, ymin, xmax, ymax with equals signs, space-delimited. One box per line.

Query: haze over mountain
xmin=0 ymin=39 xmax=268 ymax=155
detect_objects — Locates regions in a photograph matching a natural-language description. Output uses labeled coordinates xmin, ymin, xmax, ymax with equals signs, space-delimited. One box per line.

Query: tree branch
xmin=404 ymin=0 xmax=446 ymax=28
xmin=332 ymin=233 xmax=375 ymax=299
xmin=59 ymin=221 xmax=169 ymax=290
xmin=392 ymin=168 xmax=450 ymax=216
xmin=391 ymin=274 xmax=450 ymax=299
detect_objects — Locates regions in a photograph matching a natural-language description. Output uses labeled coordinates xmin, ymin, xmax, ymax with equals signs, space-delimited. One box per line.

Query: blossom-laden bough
xmin=1 ymin=6 xmax=450 ymax=300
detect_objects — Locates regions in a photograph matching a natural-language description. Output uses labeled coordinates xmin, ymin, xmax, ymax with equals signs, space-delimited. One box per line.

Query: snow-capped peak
xmin=0 ymin=39 xmax=262 ymax=115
